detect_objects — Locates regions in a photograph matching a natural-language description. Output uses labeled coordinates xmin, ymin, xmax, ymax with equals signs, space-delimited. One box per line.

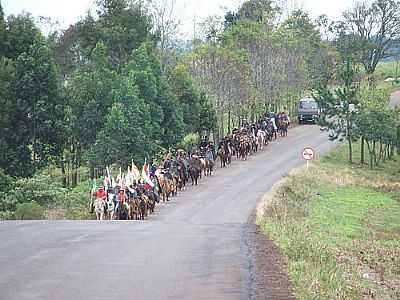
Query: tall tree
xmin=316 ymin=58 xmax=359 ymax=163
xmin=343 ymin=0 xmax=400 ymax=74
xmin=0 ymin=1 xmax=6 ymax=56
xmin=5 ymin=14 xmax=40 ymax=60
xmin=13 ymin=37 xmax=63 ymax=172
xmin=237 ymin=0 xmax=277 ymax=23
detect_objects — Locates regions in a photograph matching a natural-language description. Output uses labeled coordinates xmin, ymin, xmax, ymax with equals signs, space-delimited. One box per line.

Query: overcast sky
xmin=2 ymin=0 xmax=355 ymax=37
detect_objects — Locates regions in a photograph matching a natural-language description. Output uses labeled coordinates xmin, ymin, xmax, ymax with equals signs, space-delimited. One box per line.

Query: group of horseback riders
xmin=91 ymin=111 xmax=290 ymax=221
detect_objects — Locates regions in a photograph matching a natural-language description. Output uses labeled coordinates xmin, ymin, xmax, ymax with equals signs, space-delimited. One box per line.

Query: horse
xmin=280 ymin=120 xmax=289 ymax=137
xmin=105 ymin=196 xmax=115 ymax=220
xmin=257 ymin=130 xmax=266 ymax=150
xmin=94 ymin=198 xmax=105 ymax=220
xmin=205 ymin=149 xmax=215 ymax=176
xmin=218 ymin=147 xmax=227 ymax=168
xmin=239 ymin=138 xmax=250 ymax=161
xmin=138 ymin=196 xmax=147 ymax=220
xmin=251 ymin=135 xmax=258 ymax=153
xmin=145 ymin=191 xmax=157 ymax=214
xmin=158 ymin=172 xmax=172 ymax=202
xmin=128 ymin=198 xmax=139 ymax=220
xmin=115 ymin=201 xmax=129 ymax=220
xmin=189 ymin=165 xmax=200 ymax=185
xmin=200 ymin=156 xmax=208 ymax=176
xmin=177 ymin=159 xmax=188 ymax=190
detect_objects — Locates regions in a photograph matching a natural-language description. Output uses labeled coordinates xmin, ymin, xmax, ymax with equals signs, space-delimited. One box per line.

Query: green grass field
xmin=375 ymin=61 xmax=400 ymax=81
xmin=258 ymin=143 xmax=400 ymax=299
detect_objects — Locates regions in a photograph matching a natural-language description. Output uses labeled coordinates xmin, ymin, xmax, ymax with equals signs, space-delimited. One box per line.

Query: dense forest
xmin=0 ymin=0 xmax=399 ymax=219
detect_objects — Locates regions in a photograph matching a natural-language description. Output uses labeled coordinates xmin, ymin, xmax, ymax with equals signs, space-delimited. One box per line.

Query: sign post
xmin=302 ymin=147 xmax=316 ymax=169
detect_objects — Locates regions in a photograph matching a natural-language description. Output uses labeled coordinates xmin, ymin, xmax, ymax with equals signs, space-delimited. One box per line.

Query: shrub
xmin=14 ymin=201 xmax=45 ymax=220
xmin=3 ymin=174 xmax=67 ymax=211
xmin=0 ymin=169 xmax=14 ymax=193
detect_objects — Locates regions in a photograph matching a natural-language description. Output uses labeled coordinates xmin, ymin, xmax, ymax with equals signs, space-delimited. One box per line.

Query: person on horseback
xmin=93 ymin=186 xmax=106 ymax=200
xmin=115 ymin=188 xmax=126 ymax=212
xmin=208 ymin=141 xmax=216 ymax=160
xmin=163 ymin=153 xmax=172 ymax=170
xmin=199 ymin=136 xmax=209 ymax=154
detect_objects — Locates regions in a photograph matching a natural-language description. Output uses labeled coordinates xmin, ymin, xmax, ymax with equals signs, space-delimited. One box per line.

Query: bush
xmin=0 ymin=169 xmax=14 ymax=193
xmin=3 ymin=174 xmax=67 ymax=211
xmin=14 ymin=201 xmax=45 ymax=220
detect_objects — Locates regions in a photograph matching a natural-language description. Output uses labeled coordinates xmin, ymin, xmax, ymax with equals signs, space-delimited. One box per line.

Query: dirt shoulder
xmin=245 ymin=218 xmax=296 ymax=300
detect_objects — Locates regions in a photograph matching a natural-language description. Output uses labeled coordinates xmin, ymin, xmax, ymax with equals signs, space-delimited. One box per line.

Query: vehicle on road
xmin=298 ymin=97 xmax=320 ymax=124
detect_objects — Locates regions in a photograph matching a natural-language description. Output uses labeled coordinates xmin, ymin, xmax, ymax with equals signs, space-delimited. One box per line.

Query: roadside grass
xmin=257 ymin=143 xmax=400 ymax=299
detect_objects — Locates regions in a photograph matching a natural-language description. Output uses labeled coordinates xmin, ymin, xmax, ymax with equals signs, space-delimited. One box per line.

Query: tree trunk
xmin=348 ymin=138 xmax=353 ymax=164
xmin=366 ymin=140 xmax=374 ymax=169
xmin=373 ymin=141 xmax=377 ymax=165
xmin=61 ymin=157 xmax=66 ymax=187
xmin=360 ymin=137 xmax=365 ymax=164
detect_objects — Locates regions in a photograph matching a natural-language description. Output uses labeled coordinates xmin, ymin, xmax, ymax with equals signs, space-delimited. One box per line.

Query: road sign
xmin=302 ymin=147 xmax=315 ymax=161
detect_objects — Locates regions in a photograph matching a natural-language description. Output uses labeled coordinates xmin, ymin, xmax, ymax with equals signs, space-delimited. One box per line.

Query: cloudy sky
xmin=2 ymin=0 xmax=355 ymax=36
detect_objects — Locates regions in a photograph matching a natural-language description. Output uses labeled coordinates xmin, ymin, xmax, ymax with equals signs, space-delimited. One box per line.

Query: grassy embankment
xmin=257 ymin=143 xmax=400 ymax=299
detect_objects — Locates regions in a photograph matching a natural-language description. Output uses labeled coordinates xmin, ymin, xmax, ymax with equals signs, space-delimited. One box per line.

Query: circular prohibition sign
xmin=302 ymin=147 xmax=315 ymax=161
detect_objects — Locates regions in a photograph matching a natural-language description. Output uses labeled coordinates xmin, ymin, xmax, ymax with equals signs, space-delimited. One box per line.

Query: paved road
xmin=0 ymin=125 xmax=336 ymax=300
xmin=389 ymin=90 xmax=400 ymax=108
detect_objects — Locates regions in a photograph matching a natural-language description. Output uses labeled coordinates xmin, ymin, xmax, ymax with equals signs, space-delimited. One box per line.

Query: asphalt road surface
xmin=0 ymin=125 xmax=337 ymax=300
xmin=389 ymin=90 xmax=400 ymax=108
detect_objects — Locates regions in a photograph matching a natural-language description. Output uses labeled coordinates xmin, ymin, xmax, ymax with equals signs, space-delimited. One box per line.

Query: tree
xmin=0 ymin=2 xmax=6 ymax=56
xmin=170 ymin=64 xmax=201 ymax=134
xmin=4 ymin=13 xmax=40 ymax=60
xmin=343 ymin=0 xmax=400 ymax=74
xmin=316 ymin=58 xmax=359 ymax=163
xmin=147 ymin=0 xmax=180 ymax=73
xmin=13 ymin=37 xmax=63 ymax=172
xmin=237 ymin=0 xmax=277 ymax=23
xmin=66 ymin=42 xmax=118 ymax=183
xmin=355 ymin=108 xmax=397 ymax=168
xmin=95 ymin=0 xmax=154 ymax=67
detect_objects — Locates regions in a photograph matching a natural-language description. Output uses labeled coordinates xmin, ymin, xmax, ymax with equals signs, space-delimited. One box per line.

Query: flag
xmin=106 ymin=166 xmax=115 ymax=187
xmin=103 ymin=176 xmax=109 ymax=190
xmin=131 ymin=160 xmax=140 ymax=181
xmin=116 ymin=167 xmax=123 ymax=186
xmin=142 ymin=159 xmax=154 ymax=190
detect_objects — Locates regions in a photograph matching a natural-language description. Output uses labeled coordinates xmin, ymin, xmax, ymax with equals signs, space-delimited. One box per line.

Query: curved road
xmin=0 ymin=125 xmax=336 ymax=300
xmin=389 ymin=90 xmax=400 ymax=108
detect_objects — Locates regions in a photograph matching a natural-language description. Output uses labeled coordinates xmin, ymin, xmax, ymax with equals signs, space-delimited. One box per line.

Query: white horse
xmin=106 ymin=195 xmax=115 ymax=220
xmin=94 ymin=198 xmax=105 ymax=221
xmin=257 ymin=130 xmax=266 ymax=150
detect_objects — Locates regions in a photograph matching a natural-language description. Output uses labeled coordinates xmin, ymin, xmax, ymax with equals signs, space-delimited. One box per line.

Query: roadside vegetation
xmin=257 ymin=143 xmax=400 ymax=299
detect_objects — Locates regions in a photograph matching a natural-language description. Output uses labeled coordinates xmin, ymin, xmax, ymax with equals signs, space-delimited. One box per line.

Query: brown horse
xmin=128 ymin=198 xmax=139 ymax=220
xmin=158 ymin=173 xmax=172 ymax=202
xmin=218 ymin=148 xmax=227 ymax=167
xmin=280 ymin=121 xmax=289 ymax=137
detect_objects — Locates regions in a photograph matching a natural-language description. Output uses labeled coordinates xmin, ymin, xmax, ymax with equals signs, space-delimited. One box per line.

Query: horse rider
xmin=269 ymin=113 xmax=278 ymax=132
xmin=115 ymin=188 xmax=126 ymax=212
xmin=199 ymin=136 xmax=209 ymax=154
xmin=205 ymin=145 xmax=215 ymax=162
xmin=208 ymin=141 xmax=216 ymax=160
xmin=93 ymin=187 xmax=106 ymax=202
xmin=163 ymin=153 xmax=172 ymax=170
